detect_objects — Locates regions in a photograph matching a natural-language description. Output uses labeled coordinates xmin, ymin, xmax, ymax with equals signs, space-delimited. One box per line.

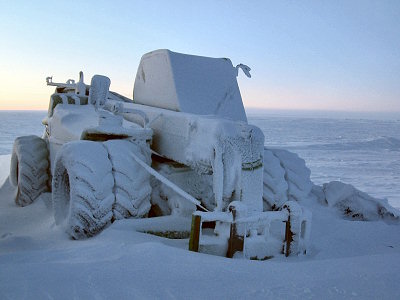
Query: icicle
xmin=212 ymin=145 xmax=224 ymax=211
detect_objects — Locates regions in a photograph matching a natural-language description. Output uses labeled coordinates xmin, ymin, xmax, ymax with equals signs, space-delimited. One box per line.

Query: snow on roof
xmin=133 ymin=49 xmax=247 ymax=122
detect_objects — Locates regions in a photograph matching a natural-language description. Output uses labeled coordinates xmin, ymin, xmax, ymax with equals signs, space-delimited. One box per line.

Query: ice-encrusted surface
xmin=121 ymin=102 xmax=265 ymax=212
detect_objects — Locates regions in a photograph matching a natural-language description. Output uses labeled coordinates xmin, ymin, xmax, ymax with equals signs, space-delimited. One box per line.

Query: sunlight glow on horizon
xmin=1 ymin=1 xmax=399 ymax=112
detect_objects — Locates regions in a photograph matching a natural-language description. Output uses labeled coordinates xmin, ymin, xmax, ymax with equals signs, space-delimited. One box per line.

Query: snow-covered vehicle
xmin=9 ymin=49 xmax=312 ymax=259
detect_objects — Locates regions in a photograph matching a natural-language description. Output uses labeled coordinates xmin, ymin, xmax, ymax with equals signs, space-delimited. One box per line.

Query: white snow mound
xmin=313 ymin=181 xmax=399 ymax=221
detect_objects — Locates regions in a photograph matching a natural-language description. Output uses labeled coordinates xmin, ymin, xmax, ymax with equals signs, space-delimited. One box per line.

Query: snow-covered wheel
xmin=272 ymin=149 xmax=313 ymax=203
xmin=52 ymin=141 xmax=114 ymax=239
xmin=103 ymin=139 xmax=152 ymax=220
xmin=262 ymin=148 xmax=288 ymax=210
xmin=262 ymin=147 xmax=313 ymax=210
xmin=10 ymin=135 xmax=49 ymax=206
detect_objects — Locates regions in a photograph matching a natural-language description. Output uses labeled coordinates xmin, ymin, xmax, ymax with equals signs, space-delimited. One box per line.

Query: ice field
xmin=249 ymin=110 xmax=400 ymax=209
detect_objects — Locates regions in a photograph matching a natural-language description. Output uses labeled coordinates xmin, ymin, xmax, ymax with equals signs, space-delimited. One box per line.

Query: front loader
xmin=9 ymin=49 xmax=311 ymax=259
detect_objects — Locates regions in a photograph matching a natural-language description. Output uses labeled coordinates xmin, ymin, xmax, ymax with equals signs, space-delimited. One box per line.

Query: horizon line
xmin=1 ymin=107 xmax=399 ymax=114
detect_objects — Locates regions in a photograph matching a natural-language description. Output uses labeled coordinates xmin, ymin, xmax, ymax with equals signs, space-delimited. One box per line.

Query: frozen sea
xmin=0 ymin=109 xmax=399 ymax=208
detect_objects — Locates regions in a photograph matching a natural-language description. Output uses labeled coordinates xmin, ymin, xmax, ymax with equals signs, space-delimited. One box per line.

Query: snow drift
xmin=313 ymin=181 xmax=399 ymax=221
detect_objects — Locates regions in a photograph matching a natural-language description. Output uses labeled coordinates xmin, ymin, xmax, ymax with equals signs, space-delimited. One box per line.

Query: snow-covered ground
xmin=1 ymin=155 xmax=400 ymax=299
xmin=1 ymin=111 xmax=400 ymax=299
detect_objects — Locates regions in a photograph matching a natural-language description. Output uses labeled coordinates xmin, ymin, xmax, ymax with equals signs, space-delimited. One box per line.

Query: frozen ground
xmin=1 ymin=111 xmax=400 ymax=299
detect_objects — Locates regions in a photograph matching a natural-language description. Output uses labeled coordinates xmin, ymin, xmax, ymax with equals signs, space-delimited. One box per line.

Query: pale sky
xmin=0 ymin=0 xmax=399 ymax=112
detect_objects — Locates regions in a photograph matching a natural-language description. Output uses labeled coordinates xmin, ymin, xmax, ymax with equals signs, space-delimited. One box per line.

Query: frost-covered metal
xmin=9 ymin=49 xmax=315 ymax=259
xmin=134 ymin=49 xmax=247 ymax=122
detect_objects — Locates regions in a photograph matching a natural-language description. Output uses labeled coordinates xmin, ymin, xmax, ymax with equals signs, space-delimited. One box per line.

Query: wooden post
xmin=284 ymin=217 xmax=293 ymax=257
xmin=189 ymin=214 xmax=201 ymax=252
xmin=227 ymin=207 xmax=244 ymax=258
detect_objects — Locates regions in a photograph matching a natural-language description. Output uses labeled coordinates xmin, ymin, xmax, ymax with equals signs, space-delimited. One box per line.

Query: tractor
xmin=10 ymin=49 xmax=311 ymax=259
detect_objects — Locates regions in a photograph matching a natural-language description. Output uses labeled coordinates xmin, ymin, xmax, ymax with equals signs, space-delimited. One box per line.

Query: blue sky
xmin=0 ymin=1 xmax=399 ymax=111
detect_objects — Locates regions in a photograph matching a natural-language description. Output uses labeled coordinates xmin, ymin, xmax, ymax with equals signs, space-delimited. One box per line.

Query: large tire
xmin=103 ymin=139 xmax=152 ymax=220
xmin=272 ymin=149 xmax=313 ymax=203
xmin=10 ymin=135 xmax=49 ymax=206
xmin=262 ymin=148 xmax=288 ymax=210
xmin=262 ymin=147 xmax=313 ymax=210
xmin=52 ymin=141 xmax=114 ymax=239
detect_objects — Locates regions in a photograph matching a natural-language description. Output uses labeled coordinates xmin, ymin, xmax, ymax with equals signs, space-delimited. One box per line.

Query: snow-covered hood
xmin=48 ymin=104 xmax=150 ymax=143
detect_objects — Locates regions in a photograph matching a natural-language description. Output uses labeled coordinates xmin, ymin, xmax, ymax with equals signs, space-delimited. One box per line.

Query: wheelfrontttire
xmin=103 ymin=139 xmax=152 ymax=220
xmin=262 ymin=147 xmax=313 ymax=210
xmin=262 ymin=148 xmax=288 ymax=210
xmin=10 ymin=135 xmax=49 ymax=206
xmin=52 ymin=141 xmax=114 ymax=239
